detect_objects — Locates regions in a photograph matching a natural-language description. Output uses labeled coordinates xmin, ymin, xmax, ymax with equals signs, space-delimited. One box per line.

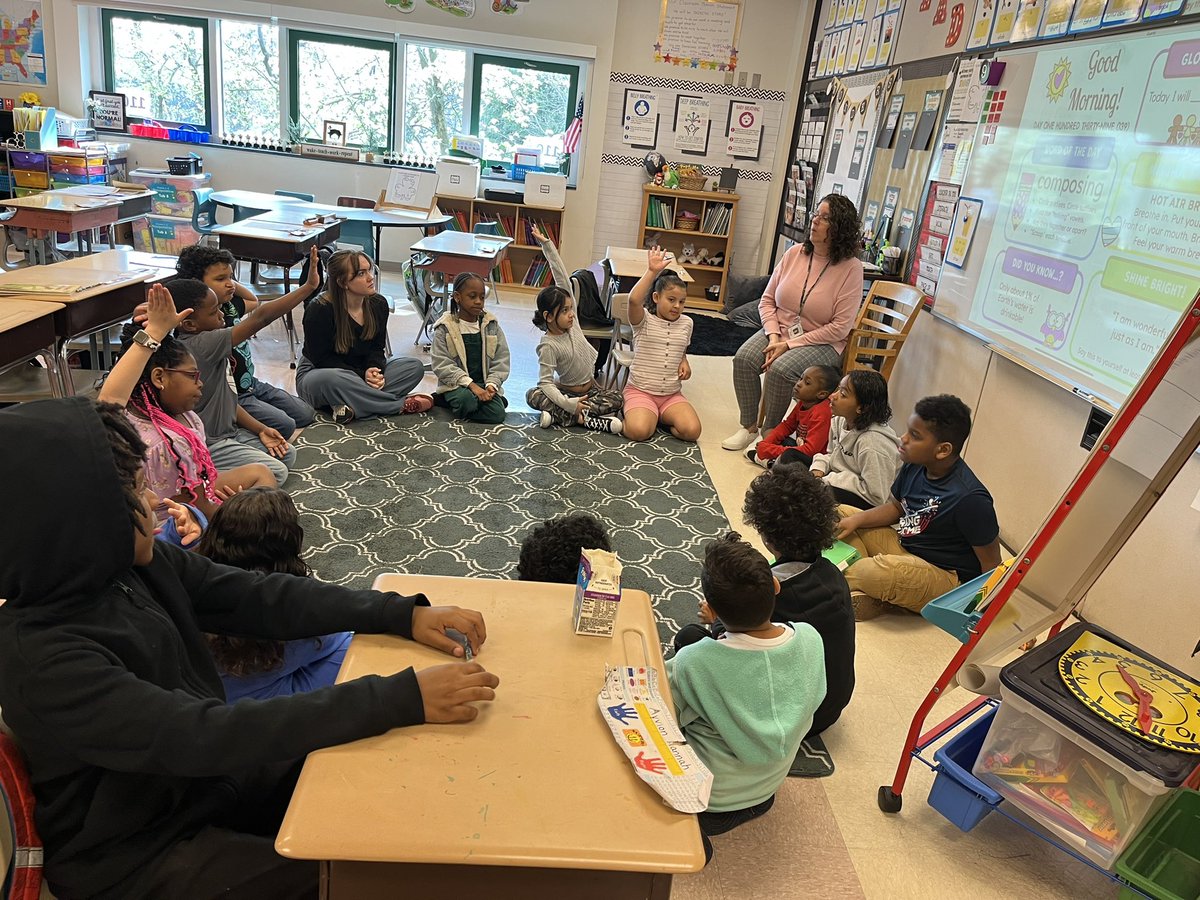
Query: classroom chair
xmin=599 ymin=292 xmax=635 ymax=391
xmin=0 ymin=732 xmax=51 ymax=900
xmin=335 ymin=196 xmax=376 ymax=261
xmin=472 ymin=220 xmax=499 ymax=236
xmin=842 ymin=280 xmax=926 ymax=379
xmin=189 ymin=187 xmax=219 ymax=245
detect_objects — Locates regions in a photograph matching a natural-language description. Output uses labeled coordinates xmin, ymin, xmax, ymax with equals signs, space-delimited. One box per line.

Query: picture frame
xmin=87 ymin=90 xmax=128 ymax=133
xmin=322 ymin=120 xmax=347 ymax=146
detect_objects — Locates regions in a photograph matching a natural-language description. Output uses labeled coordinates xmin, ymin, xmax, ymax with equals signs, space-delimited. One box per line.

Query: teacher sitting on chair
xmin=722 ymin=194 xmax=864 ymax=452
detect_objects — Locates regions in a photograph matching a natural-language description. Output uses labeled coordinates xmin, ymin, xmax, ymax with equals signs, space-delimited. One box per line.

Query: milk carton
xmin=573 ymin=548 xmax=622 ymax=637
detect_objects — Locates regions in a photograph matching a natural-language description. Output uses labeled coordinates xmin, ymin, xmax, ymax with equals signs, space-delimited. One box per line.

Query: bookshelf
xmin=434 ymin=194 xmax=566 ymax=292
xmin=637 ymin=185 xmax=739 ymax=312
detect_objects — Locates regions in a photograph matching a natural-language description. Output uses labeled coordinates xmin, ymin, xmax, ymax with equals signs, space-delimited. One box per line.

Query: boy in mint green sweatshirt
xmin=666 ymin=532 xmax=827 ymax=849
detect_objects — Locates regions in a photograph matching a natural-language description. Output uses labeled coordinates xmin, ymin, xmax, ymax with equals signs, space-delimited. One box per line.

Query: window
xmin=289 ymin=31 xmax=394 ymax=149
xmin=401 ymin=43 xmax=466 ymax=158
xmin=102 ymin=11 xmax=211 ymax=127
xmin=220 ymin=21 xmax=280 ymax=137
xmin=471 ymin=55 xmax=578 ymax=166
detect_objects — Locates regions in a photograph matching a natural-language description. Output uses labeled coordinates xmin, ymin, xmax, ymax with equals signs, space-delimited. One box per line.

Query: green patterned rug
xmin=287 ymin=410 xmax=730 ymax=650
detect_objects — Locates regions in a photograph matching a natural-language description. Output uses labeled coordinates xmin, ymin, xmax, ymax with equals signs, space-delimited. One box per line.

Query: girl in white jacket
xmin=809 ymin=370 xmax=899 ymax=509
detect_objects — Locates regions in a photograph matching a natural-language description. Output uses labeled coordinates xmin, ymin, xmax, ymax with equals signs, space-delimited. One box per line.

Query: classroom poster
xmin=656 ymin=0 xmax=742 ymax=70
xmin=726 ymin=101 xmax=764 ymax=158
xmin=944 ymin=196 xmax=982 ymax=267
xmin=426 ymin=0 xmax=474 ymax=15
xmin=991 ymin=0 xmax=1020 ymax=41
xmin=894 ymin=0 xmax=971 ymax=62
xmin=1010 ymin=0 xmax=1047 ymax=40
xmin=864 ymin=199 xmax=881 ymax=235
xmin=1039 ymin=0 xmax=1076 ymax=34
xmin=897 ymin=207 xmax=917 ymax=252
xmin=836 ymin=26 xmax=852 ymax=71
xmin=882 ymin=184 xmax=901 ymax=223
xmin=862 ymin=15 xmax=885 ymax=67
xmin=967 ymin=0 xmax=997 ymax=48
xmin=827 ymin=128 xmax=845 ymax=173
xmin=878 ymin=11 xmax=900 ymax=63
xmin=674 ymin=96 xmax=711 ymax=154
xmin=1101 ymin=0 xmax=1143 ymax=24
xmin=1069 ymin=0 xmax=1108 ymax=29
xmin=622 ymin=90 xmax=659 ymax=147
xmin=1142 ymin=0 xmax=1184 ymax=19
xmin=848 ymin=22 xmax=868 ymax=70
xmin=855 ymin=0 xmax=871 ymax=19
xmin=947 ymin=59 xmax=987 ymax=121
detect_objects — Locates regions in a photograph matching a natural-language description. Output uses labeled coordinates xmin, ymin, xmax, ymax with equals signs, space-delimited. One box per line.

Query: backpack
xmin=299 ymin=245 xmax=333 ymax=304
xmin=570 ymin=267 xmax=612 ymax=327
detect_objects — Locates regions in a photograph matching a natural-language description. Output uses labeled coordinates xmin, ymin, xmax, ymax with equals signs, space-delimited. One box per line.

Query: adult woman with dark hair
xmin=296 ymin=249 xmax=432 ymax=425
xmin=723 ymin=194 xmax=864 ymax=451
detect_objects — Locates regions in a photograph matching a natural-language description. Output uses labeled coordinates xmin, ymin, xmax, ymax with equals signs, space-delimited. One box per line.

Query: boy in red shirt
xmin=748 ymin=365 xmax=840 ymax=468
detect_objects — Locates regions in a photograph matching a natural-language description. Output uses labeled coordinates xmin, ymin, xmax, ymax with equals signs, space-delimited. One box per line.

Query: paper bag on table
xmin=597 ymin=665 xmax=713 ymax=814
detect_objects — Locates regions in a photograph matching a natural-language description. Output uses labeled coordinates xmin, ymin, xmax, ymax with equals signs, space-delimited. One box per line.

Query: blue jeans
xmin=238 ymin=378 xmax=315 ymax=440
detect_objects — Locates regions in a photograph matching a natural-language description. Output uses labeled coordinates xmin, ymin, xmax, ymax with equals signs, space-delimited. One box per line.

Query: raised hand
xmin=144 ymin=283 xmax=192 ymax=339
xmin=416 ymin=662 xmax=499 ymax=723
xmin=647 ymin=246 xmax=669 ymax=274
xmin=530 ymin=223 xmax=548 ymax=244
xmin=304 ymin=246 xmax=322 ymax=293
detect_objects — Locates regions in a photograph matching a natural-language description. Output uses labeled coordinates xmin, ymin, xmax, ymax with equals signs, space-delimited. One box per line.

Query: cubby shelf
xmin=638 ymin=184 xmax=738 ymax=312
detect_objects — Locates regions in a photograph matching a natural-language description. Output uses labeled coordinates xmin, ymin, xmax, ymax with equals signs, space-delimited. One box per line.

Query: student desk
xmin=0 ymin=300 xmax=65 ymax=399
xmin=408 ymin=231 xmax=513 ymax=344
xmin=276 ymin=574 xmax=705 ymax=900
xmin=0 ymin=187 xmax=154 ymax=265
xmin=209 ymin=189 xmax=449 ymax=269
xmin=0 ymin=252 xmax=172 ymax=395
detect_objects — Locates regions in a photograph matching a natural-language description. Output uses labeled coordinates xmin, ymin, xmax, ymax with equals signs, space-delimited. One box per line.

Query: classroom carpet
xmin=287 ymin=409 xmax=731 ymax=650
xmin=685 ymin=312 xmax=758 ymax=357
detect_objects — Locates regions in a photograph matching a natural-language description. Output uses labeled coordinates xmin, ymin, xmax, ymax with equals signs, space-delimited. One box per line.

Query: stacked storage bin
xmin=972 ymin=623 xmax=1200 ymax=870
xmin=9 ymin=149 xmax=49 ymax=197
xmin=128 ymin=168 xmax=213 ymax=255
xmin=49 ymin=150 xmax=108 ymax=188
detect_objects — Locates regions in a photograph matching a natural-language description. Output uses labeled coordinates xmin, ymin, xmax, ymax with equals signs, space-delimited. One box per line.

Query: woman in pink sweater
xmin=723 ymin=194 xmax=864 ymax=452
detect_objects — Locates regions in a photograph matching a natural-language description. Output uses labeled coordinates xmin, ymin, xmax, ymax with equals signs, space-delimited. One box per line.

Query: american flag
xmin=563 ymin=96 xmax=584 ymax=154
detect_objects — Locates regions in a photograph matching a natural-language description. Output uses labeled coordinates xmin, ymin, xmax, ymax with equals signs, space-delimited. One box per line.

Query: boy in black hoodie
xmin=0 ymin=398 xmax=499 ymax=900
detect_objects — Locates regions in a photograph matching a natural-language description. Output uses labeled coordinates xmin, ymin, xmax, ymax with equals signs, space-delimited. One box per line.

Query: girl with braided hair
xmin=99 ymin=283 xmax=274 ymax=521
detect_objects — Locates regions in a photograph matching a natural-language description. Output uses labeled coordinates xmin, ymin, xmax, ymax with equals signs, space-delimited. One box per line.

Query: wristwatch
xmin=131 ymin=329 xmax=161 ymax=352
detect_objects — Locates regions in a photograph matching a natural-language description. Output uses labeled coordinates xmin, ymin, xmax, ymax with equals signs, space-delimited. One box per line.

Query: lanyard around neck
xmin=799 ymin=252 xmax=831 ymax=315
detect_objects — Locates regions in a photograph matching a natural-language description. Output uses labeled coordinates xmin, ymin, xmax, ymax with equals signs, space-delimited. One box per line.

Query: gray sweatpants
xmin=732 ymin=331 xmax=842 ymax=431
xmin=295 ymin=356 xmax=425 ymax=420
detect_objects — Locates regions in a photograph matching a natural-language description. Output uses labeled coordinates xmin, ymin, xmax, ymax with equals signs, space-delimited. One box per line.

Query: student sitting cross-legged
xmin=666 ymin=533 xmax=827 ymax=858
xmin=838 ymin=394 xmax=1001 ymax=621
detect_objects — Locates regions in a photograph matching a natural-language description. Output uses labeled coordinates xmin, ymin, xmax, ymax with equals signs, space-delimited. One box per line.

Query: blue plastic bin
xmin=921 ymin=569 xmax=994 ymax=643
xmin=927 ymin=707 xmax=1004 ymax=831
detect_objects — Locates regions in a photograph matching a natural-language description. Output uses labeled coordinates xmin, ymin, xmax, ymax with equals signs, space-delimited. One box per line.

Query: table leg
xmin=56 ymin=342 xmax=75 ymax=397
xmin=283 ymin=268 xmax=297 ymax=367
xmin=40 ymin=348 xmax=65 ymax=399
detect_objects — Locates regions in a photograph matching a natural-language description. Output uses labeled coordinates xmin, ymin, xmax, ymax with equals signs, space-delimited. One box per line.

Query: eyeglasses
xmin=163 ymin=368 xmax=202 ymax=384
xmin=812 ymin=213 xmax=832 ymax=222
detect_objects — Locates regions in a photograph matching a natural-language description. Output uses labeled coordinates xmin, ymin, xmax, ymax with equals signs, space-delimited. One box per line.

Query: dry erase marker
xmin=446 ymin=627 xmax=472 ymax=660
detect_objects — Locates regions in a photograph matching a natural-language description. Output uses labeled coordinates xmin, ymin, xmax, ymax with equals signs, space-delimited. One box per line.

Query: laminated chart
xmin=598 ymin=665 xmax=713 ymax=813
xmin=972 ymin=29 xmax=1200 ymax=397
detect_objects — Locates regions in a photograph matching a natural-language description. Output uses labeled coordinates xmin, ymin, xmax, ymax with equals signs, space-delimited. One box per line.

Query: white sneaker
xmin=721 ymin=426 xmax=758 ymax=451
xmin=539 ymin=411 xmax=553 ymax=428
xmin=582 ymin=415 xmax=623 ymax=434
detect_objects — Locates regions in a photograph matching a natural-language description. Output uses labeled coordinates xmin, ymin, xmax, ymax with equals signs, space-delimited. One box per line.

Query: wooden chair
xmin=841 ymin=280 xmax=927 ymax=379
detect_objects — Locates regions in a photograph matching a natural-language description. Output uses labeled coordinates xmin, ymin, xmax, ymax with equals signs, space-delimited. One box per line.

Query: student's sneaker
xmin=745 ymin=448 xmax=769 ymax=468
xmin=333 ymin=405 xmax=356 ymax=425
xmin=850 ymin=590 xmax=890 ymax=622
xmin=721 ymin=426 xmax=758 ymax=451
xmin=582 ymin=415 xmax=623 ymax=434
xmin=539 ymin=410 xmax=553 ymax=429
xmin=401 ymin=394 xmax=434 ymax=414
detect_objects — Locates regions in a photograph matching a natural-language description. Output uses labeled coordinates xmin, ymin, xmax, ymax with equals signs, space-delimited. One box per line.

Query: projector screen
xmin=933 ymin=24 xmax=1200 ymax=408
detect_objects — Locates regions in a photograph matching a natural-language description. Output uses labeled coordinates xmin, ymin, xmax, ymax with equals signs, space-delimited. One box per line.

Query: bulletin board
xmin=815 ymin=69 xmax=896 ymax=212
xmin=656 ymin=0 xmax=743 ymax=70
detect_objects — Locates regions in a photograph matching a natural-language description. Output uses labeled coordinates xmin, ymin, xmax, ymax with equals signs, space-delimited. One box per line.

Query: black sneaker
xmin=333 ymin=405 xmax=355 ymax=425
xmin=581 ymin=415 xmax=622 ymax=434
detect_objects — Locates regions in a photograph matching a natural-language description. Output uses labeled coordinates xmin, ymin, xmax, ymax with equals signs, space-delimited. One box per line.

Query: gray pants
xmin=238 ymin=378 xmax=316 ymax=440
xmin=525 ymin=385 xmax=624 ymax=427
xmin=732 ymin=331 xmax=842 ymax=431
xmin=208 ymin=431 xmax=296 ymax=487
xmin=295 ymin=357 xmax=425 ymax=420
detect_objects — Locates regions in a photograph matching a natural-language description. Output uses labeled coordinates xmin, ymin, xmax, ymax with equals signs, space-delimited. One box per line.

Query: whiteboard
xmin=934 ymin=24 xmax=1200 ymax=408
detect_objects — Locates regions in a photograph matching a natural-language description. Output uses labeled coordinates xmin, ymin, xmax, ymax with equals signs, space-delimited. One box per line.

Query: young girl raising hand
xmin=623 ymin=248 xmax=701 ymax=442
xmin=99 ymin=284 xmax=275 ymax=521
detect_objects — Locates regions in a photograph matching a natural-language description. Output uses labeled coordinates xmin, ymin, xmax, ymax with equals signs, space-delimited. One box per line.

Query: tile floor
xmin=251 ymin=276 xmax=1120 ymax=900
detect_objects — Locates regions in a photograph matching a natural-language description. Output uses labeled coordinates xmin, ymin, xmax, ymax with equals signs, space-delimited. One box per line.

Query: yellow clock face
xmin=1058 ymin=638 xmax=1200 ymax=754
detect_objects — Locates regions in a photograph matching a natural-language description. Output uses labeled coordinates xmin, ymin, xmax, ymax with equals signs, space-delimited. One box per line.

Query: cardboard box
xmin=436 ymin=156 xmax=480 ymax=199
xmin=523 ymin=172 xmax=566 ymax=210
xmin=572 ymin=548 xmax=622 ymax=637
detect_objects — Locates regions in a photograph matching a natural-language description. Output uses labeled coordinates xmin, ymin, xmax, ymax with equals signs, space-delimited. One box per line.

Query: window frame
xmin=287 ymin=28 xmax=396 ymax=149
xmin=101 ymin=9 xmax=213 ymax=131
xmin=469 ymin=53 xmax=580 ymax=167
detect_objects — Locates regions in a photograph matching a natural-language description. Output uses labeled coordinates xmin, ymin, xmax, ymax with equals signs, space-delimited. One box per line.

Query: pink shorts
xmin=623 ymin=384 xmax=689 ymax=415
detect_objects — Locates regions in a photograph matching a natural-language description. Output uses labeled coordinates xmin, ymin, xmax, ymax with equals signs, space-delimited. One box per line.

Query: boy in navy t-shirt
xmin=836 ymin=394 xmax=1000 ymax=620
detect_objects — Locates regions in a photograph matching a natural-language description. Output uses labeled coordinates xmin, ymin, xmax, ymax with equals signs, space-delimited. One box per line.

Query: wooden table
xmin=276 ymin=574 xmax=704 ymax=900
xmin=408 ymin=231 xmax=513 ymax=344
xmin=0 ymin=252 xmax=171 ymax=394
xmin=0 ymin=300 xmax=65 ymax=400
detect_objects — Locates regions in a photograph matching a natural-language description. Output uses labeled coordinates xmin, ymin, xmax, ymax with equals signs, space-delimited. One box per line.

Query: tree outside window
xmin=473 ymin=57 xmax=576 ymax=165
xmin=103 ymin=12 xmax=209 ymax=127
xmin=402 ymin=43 xmax=465 ymax=157
xmin=290 ymin=33 xmax=393 ymax=148
xmin=221 ymin=21 xmax=280 ymax=136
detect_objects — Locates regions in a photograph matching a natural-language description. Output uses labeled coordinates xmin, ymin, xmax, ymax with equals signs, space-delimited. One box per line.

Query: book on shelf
xmin=701 ymin=203 xmax=732 ymax=236
xmin=522 ymin=254 xmax=553 ymax=287
xmin=523 ymin=217 xmax=560 ymax=246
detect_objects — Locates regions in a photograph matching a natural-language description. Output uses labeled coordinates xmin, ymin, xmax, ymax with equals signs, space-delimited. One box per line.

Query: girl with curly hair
xmin=194 ymin=486 xmax=353 ymax=702
xmin=724 ymin=194 xmax=864 ymax=452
